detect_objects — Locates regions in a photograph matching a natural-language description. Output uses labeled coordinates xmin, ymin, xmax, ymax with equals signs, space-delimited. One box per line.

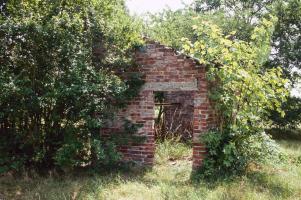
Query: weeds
xmin=0 ymin=139 xmax=300 ymax=200
xmin=155 ymin=138 xmax=192 ymax=164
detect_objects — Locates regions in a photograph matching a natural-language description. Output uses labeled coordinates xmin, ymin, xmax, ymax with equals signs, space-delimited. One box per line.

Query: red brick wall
xmin=102 ymin=40 xmax=217 ymax=169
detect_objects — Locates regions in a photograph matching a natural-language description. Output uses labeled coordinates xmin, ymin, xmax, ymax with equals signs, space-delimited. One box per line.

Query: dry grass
xmin=0 ymin=139 xmax=300 ymax=200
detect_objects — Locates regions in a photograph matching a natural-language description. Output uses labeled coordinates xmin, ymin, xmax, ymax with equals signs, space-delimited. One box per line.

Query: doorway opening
xmin=153 ymin=91 xmax=194 ymax=165
xmin=154 ymin=91 xmax=194 ymax=142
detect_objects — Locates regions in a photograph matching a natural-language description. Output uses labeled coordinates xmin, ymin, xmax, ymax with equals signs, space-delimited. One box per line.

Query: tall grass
xmin=1 ymin=139 xmax=300 ymax=200
xmin=155 ymin=139 xmax=192 ymax=164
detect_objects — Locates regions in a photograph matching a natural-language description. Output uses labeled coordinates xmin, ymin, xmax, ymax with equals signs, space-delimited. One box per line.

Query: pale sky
xmin=126 ymin=0 xmax=193 ymax=15
xmin=292 ymin=82 xmax=301 ymax=97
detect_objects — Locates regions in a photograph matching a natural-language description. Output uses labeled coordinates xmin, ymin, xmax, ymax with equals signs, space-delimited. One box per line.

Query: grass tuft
xmin=155 ymin=139 xmax=192 ymax=164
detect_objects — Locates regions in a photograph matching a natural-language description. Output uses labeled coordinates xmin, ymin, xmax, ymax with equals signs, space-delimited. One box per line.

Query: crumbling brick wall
xmin=102 ymin=39 xmax=217 ymax=169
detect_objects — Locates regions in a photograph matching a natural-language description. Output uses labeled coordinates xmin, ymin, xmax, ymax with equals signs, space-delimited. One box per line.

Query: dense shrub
xmin=182 ymin=17 xmax=288 ymax=178
xmin=198 ymin=130 xmax=280 ymax=179
xmin=0 ymin=0 xmax=143 ymax=173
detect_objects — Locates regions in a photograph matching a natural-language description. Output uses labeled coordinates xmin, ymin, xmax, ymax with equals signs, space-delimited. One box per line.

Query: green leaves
xmin=271 ymin=0 xmax=301 ymax=82
xmin=186 ymin=17 xmax=288 ymax=178
xmin=183 ymin=18 xmax=288 ymax=133
xmin=146 ymin=9 xmax=198 ymax=49
xmin=0 ymin=0 xmax=143 ymax=172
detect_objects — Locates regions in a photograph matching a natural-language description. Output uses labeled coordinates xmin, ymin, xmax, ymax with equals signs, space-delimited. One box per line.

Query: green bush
xmin=0 ymin=0 xmax=143 ymax=173
xmin=182 ymin=17 xmax=287 ymax=179
xmin=197 ymin=130 xmax=281 ymax=179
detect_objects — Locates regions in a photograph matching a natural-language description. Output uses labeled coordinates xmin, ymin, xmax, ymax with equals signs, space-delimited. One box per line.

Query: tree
xmin=0 ymin=0 xmax=143 ymax=173
xmin=183 ymin=17 xmax=287 ymax=132
xmin=193 ymin=0 xmax=275 ymax=40
xmin=146 ymin=9 xmax=197 ymax=49
xmin=270 ymin=0 xmax=301 ymax=82
xmin=182 ymin=17 xmax=288 ymax=176
xmin=194 ymin=0 xmax=301 ymax=79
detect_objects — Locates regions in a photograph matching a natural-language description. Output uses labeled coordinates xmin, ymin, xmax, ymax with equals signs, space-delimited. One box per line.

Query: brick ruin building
xmin=103 ymin=40 xmax=217 ymax=169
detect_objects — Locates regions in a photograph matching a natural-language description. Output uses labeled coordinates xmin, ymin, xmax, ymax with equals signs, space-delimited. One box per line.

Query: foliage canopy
xmin=0 ymin=0 xmax=143 ymax=173
xmin=182 ymin=17 xmax=288 ymax=176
